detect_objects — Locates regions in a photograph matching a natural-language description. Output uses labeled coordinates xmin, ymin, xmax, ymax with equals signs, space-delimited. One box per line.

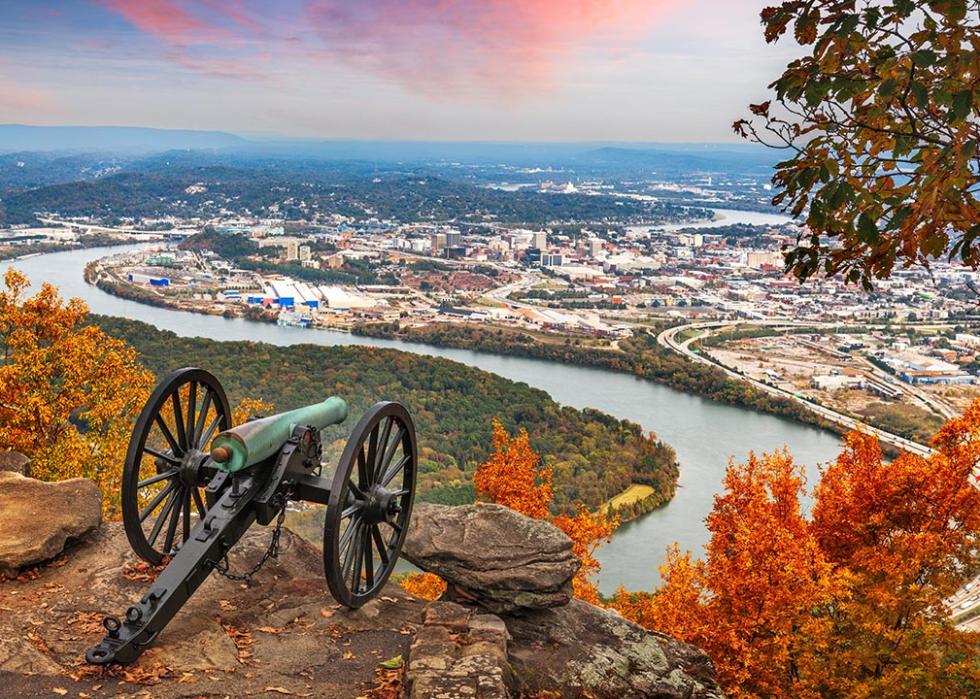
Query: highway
xmin=656 ymin=320 xmax=936 ymax=458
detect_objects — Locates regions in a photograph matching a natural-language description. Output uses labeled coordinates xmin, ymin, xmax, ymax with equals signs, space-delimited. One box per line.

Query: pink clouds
xmin=306 ymin=0 xmax=678 ymax=97
xmin=0 ymin=66 xmax=54 ymax=118
xmin=95 ymin=0 xmax=679 ymax=97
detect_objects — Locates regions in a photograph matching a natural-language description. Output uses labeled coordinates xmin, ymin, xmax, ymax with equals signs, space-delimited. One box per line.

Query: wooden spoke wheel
xmin=121 ymin=368 xmax=232 ymax=565
xmin=324 ymin=401 xmax=417 ymax=608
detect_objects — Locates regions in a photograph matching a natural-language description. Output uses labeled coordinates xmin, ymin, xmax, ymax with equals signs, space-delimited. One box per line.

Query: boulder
xmin=0 ymin=472 xmax=101 ymax=575
xmin=505 ymin=600 xmax=724 ymax=699
xmin=0 ymin=451 xmax=30 ymax=477
xmin=403 ymin=502 xmax=580 ymax=614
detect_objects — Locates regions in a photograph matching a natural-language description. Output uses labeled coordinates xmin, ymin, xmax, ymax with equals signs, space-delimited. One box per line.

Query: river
xmin=2 ymin=214 xmax=842 ymax=595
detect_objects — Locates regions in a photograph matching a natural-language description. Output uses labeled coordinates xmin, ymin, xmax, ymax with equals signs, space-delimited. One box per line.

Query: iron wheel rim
xmin=324 ymin=401 xmax=417 ymax=608
xmin=121 ymin=367 xmax=232 ymax=565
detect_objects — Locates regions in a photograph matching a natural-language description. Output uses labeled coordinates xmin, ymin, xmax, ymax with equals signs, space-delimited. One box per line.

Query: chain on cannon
xmin=85 ymin=367 xmax=418 ymax=665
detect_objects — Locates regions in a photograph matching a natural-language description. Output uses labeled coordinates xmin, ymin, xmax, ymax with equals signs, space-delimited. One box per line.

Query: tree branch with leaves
xmin=735 ymin=0 xmax=979 ymax=288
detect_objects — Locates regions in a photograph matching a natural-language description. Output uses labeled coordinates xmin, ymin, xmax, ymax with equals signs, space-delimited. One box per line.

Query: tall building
xmin=299 ymin=244 xmax=312 ymax=262
xmin=446 ymin=230 xmax=461 ymax=247
xmin=589 ymin=238 xmax=603 ymax=257
xmin=286 ymin=240 xmax=299 ymax=261
xmin=533 ymin=231 xmax=548 ymax=250
xmin=431 ymin=233 xmax=447 ymax=255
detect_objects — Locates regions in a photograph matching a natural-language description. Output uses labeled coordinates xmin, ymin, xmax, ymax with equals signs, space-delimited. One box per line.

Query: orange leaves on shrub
xmin=474 ymin=418 xmax=617 ymax=604
xmin=552 ymin=505 xmax=618 ymax=605
xmin=0 ymin=270 xmax=153 ymax=518
xmin=232 ymin=397 xmax=276 ymax=431
xmin=399 ymin=572 xmax=447 ymax=601
xmin=613 ymin=412 xmax=980 ymax=698
xmin=474 ymin=419 xmax=552 ymax=519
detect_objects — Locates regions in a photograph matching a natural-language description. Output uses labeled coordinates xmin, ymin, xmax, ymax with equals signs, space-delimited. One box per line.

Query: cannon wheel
xmin=324 ymin=401 xmax=417 ymax=608
xmin=122 ymin=368 xmax=232 ymax=565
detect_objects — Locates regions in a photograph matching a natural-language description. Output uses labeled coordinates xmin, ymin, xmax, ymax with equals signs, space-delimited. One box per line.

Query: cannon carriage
xmin=86 ymin=367 xmax=417 ymax=665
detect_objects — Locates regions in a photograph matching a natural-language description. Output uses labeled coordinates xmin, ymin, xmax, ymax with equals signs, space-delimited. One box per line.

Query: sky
xmin=0 ymin=1 xmax=801 ymax=142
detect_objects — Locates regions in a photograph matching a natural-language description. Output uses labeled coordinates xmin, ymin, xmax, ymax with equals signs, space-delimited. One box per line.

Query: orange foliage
xmin=611 ymin=410 xmax=980 ymax=698
xmin=399 ymin=572 xmax=447 ymax=601
xmin=0 ymin=270 xmax=153 ymax=517
xmin=475 ymin=418 xmax=617 ymax=604
xmin=552 ymin=505 xmax=618 ymax=605
xmin=473 ymin=418 xmax=552 ymax=519
xmin=232 ymin=396 xmax=275 ymax=429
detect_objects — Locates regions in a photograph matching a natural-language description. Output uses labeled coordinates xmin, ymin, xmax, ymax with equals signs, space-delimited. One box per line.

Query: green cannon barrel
xmin=210 ymin=397 xmax=348 ymax=473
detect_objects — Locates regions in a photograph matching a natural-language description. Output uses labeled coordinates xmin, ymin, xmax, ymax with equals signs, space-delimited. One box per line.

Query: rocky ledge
xmin=0 ymin=472 xmax=723 ymax=698
xmin=404 ymin=502 xmax=724 ymax=699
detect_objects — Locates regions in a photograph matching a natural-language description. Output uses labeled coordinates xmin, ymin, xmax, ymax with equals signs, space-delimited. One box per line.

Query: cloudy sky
xmin=0 ymin=1 xmax=801 ymax=142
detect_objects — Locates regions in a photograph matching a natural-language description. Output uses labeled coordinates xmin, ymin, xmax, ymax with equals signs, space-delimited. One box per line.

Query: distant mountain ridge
xmin=0 ymin=125 xmax=777 ymax=171
xmin=0 ymin=125 xmax=248 ymax=154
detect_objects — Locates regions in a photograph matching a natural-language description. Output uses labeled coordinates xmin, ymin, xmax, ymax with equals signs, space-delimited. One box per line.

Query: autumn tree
xmin=402 ymin=418 xmax=618 ymax=603
xmin=612 ymin=451 xmax=832 ymax=698
xmin=473 ymin=418 xmax=553 ymax=519
xmin=0 ymin=270 xmax=153 ymax=516
xmin=806 ymin=422 xmax=980 ymax=697
xmin=612 ymin=411 xmax=980 ymax=698
xmin=735 ymin=1 xmax=979 ymax=287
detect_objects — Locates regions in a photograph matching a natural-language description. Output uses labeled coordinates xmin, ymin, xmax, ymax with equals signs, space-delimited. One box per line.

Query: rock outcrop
xmin=0 ymin=472 xmax=101 ymax=576
xmin=403 ymin=502 xmax=580 ymax=613
xmin=506 ymin=600 xmax=724 ymax=699
xmin=0 ymin=451 xmax=30 ymax=477
xmin=0 ymin=496 xmax=723 ymax=698
xmin=404 ymin=501 xmax=725 ymax=698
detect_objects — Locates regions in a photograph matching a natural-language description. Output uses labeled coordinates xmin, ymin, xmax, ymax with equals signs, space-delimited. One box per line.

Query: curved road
xmin=657 ymin=320 xmax=935 ymax=458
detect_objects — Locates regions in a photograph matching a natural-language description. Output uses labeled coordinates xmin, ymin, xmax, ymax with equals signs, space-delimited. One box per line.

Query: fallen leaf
xmin=256 ymin=626 xmax=284 ymax=634
xmin=378 ymin=655 xmax=403 ymax=669
xmin=380 ymin=596 xmax=398 ymax=603
xmin=343 ymin=651 xmax=355 ymax=660
xmin=52 ymin=689 xmax=67 ymax=696
xmin=264 ymin=687 xmax=312 ymax=697
xmin=319 ymin=608 xmax=335 ymax=620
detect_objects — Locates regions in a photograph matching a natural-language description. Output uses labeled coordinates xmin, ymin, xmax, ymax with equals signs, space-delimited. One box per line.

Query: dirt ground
xmin=0 ymin=522 xmax=425 ymax=699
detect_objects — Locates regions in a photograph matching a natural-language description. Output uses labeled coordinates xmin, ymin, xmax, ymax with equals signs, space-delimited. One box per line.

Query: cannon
xmin=85 ymin=367 xmax=417 ymax=665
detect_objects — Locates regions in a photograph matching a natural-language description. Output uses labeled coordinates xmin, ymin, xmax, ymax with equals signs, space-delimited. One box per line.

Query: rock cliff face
xmin=0 ymin=476 xmax=723 ymax=698
xmin=404 ymin=502 xmax=724 ymax=699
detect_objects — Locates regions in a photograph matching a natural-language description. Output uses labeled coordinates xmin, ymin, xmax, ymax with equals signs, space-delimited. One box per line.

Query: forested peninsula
xmin=96 ymin=316 xmax=679 ymax=516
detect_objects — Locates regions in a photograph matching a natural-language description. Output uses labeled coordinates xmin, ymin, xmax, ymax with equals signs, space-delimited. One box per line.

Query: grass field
xmin=604 ymin=483 xmax=656 ymax=511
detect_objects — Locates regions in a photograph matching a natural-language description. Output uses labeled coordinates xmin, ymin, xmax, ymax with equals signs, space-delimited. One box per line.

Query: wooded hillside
xmin=95 ymin=316 xmax=678 ymax=513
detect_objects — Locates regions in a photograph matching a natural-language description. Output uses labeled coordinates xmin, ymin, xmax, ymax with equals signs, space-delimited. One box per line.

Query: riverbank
xmin=1 ymin=234 xmax=159 ymax=263
xmin=86 ymin=255 xmax=842 ymax=441
xmin=352 ymin=321 xmax=844 ymax=438
xmin=86 ymin=252 xmax=846 ymax=440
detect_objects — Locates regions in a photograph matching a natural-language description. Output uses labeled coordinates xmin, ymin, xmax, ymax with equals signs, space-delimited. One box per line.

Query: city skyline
xmin=0 ymin=0 xmax=799 ymax=142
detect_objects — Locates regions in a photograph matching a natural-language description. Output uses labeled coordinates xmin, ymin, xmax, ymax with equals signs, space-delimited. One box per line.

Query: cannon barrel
xmin=210 ymin=397 xmax=348 ymax=472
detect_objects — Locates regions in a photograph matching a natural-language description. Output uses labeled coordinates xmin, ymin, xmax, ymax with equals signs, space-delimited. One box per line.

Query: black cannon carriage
xmin=85 ymin=367 xmax=417 ymax=665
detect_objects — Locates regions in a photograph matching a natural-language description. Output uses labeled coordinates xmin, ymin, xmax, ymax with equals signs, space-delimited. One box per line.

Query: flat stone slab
xmin=0 ymin=472 xmax=101 ymax=575
xmin=403 ymin=502 xmax=579 ymax=614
